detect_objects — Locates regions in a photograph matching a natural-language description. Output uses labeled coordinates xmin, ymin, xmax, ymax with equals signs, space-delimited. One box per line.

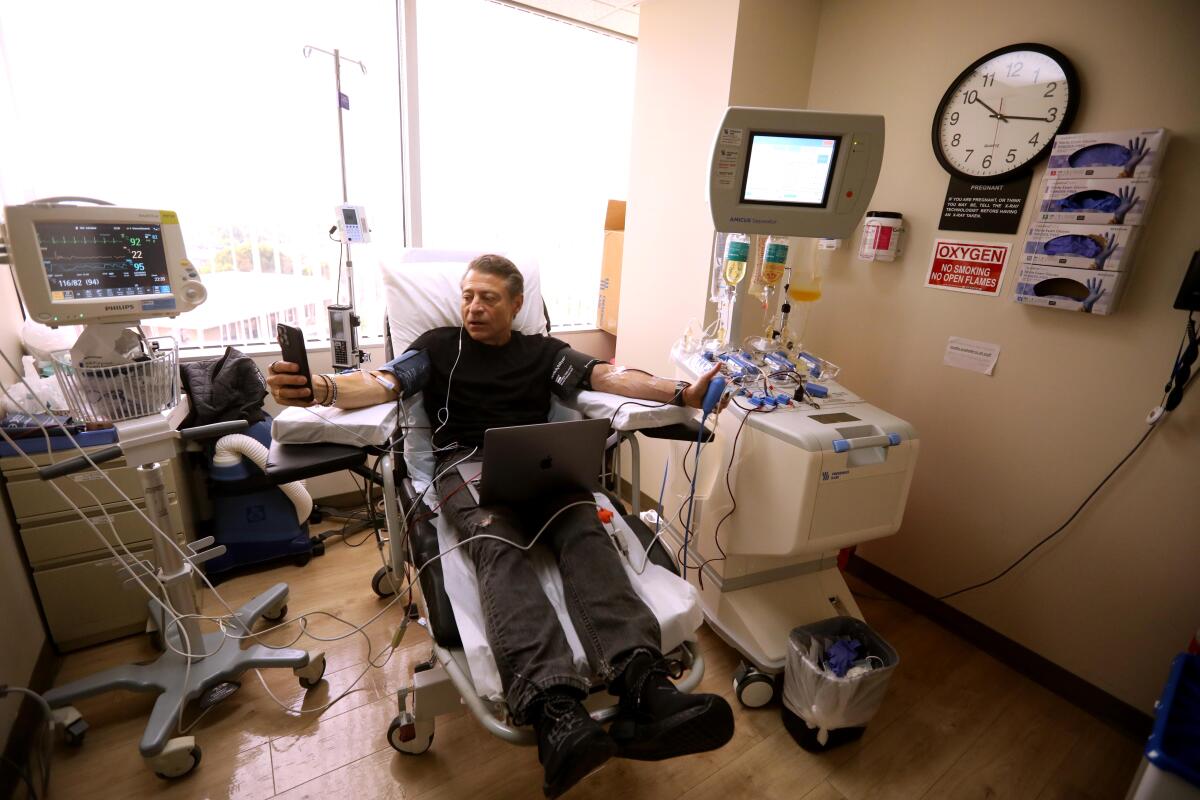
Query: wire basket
xmin=51 ymin=337 xmax=180 ymax=424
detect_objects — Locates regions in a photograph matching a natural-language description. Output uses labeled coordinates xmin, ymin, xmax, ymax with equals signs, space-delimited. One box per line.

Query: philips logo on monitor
xmin=104 ymin=303 xmax=136 ymax=312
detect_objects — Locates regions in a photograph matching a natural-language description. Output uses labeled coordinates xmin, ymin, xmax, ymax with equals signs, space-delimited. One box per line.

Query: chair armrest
xmin=265 ymin=441 xmax=368 ymax=483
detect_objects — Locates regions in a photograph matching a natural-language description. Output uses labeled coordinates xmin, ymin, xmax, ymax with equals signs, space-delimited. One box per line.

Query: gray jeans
xmin=434 ymin=454 xmax=662 ymax=724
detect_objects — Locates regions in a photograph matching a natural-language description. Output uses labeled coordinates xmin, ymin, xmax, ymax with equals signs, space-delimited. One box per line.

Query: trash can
xmin=782 ymin=616 xmax=899 ymax=752
xmin=1126 ymin=653 xmax=1200 ymax=799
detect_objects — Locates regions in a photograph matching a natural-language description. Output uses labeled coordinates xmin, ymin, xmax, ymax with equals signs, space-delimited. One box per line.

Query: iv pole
xmin=303 ymin=45 xmax=367 ymax=366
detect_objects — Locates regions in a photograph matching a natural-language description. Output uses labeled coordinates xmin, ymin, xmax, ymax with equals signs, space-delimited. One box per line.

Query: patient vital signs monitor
xmin=2 ymin=204 xmax=206 ymax=327
xmin=710 ymin=107 xmax=885 ymax=239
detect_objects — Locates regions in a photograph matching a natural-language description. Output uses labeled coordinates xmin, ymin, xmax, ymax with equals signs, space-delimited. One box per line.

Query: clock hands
xmin=971 ymin=96 xmax=1008 ymax=121
xmin=989 ymin=113 xmax=1054 ymax=122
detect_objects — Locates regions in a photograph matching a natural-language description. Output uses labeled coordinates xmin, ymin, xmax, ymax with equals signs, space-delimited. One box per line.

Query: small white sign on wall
xmin=943 ymin=337 xmax=1001 ymax=375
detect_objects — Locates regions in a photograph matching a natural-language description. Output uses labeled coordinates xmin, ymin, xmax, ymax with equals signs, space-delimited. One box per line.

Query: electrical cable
xmin=0 ymin=686 xmax=53 ymax=798
xmin=0 ymin=354 xmax=475 ymax=721
xmin=695 ymin=403 xmax=761 ymax=586
xmin=938 ymin=316 xmax=1198 ymax=601
xmin=434 ymin=326 xmax=464 ymax=437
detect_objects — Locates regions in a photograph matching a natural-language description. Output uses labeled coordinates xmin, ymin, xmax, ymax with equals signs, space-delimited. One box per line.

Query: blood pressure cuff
xmin=378 ymin=349 xmax=432 ymax=399
xmin=550 ymin=347 xmax=601 ymax=398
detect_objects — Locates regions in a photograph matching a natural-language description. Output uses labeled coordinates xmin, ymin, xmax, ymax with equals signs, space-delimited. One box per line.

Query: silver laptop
xmin=457 ymin=418 xmax=610 ymax=507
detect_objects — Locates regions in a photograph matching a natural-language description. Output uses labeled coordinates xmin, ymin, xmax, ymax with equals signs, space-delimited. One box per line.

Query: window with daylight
xmin=0 ymin=0 xmax=403 ymax=349
xmin=414 ymin=0 xmax=636 ymax=328
xmin=0 ymin=0 xmax=636 ymax=348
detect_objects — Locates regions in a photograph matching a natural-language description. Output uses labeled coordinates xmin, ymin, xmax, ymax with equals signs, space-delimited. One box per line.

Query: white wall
xmin=801 ymin=0 xmax=1200 ymax=712
xmin=620 ymin=0 xmax=1200 ymax=711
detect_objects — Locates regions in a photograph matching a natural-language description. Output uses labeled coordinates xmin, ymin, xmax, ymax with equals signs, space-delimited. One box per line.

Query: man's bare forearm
xmin=589 ymin=364 xmax=683 ymax=404
xmin=315 ymin=371 xmax=401 ymax=409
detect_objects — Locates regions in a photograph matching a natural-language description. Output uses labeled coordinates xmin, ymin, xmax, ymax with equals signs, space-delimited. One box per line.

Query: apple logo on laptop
xmin=539 ymin=456 xmax=553 ymax=470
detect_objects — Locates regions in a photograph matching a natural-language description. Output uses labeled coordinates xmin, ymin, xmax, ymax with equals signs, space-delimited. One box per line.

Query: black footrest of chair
xmin=265 ymin=441 xmax=367 ymax=484
xmin=638 ymin=419 xmax=714 ymax=443
xmin=400 ymin=479 xmax=463 ymax=649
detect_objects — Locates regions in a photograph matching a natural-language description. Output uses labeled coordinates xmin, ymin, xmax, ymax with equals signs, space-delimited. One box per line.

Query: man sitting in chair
xmin=268 ymin=254 xmax=733 ymax=798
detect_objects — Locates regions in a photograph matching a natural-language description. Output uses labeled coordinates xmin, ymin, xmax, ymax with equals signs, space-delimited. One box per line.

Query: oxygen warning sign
xmin=925 ymin=239 xmax=1011 ymax=296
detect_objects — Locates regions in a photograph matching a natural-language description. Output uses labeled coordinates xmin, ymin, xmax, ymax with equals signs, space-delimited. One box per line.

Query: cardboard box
xmin=1047 ymin=128 xmax=1169 ymax=179
xmin=1036 ymin=177 xmax=1157 ymax=226
xmin=1013 ymin=261 xmax=1129 ymax=315
xmin=596 ymin=199 xmax=625 ymax=335
xmin=1020 ymin=222 xmax=1141 ymax=271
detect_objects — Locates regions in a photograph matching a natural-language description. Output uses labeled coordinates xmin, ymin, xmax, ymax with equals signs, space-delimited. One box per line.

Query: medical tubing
xmin=214 ymin=433 xmax=313 ymax=523
xmin=681 ymin=423 xmax=704 ymax=575
xmin=0 ymin=373 xmax=388 ymax=723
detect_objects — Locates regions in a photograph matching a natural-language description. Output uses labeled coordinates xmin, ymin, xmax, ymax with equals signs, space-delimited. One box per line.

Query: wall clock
xmin=932 ymin=43 xmax=1079 ymax=182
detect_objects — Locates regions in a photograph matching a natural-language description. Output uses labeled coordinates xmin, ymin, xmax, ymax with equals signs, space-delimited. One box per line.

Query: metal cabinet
xmin=2 ymin=447 xmax=194 ymax=652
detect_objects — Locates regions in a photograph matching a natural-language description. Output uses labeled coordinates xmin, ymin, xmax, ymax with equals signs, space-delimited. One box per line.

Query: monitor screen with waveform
xmin=35 ymin=221 xmax=171 ymax=301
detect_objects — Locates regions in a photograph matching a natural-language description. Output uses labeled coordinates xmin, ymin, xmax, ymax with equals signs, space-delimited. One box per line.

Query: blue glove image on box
xmin=1067 ymin=142 xmax=1133 ymax=168
xmin=1053 ymin=190 xmax=1122 ymax=213
xmin=1042 ymin=234 xmax=1104 ymax=258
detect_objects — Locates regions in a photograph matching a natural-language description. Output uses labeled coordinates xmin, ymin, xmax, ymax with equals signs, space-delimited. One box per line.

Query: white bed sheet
xmin=432 ymin=492 xmax=703 ymax=702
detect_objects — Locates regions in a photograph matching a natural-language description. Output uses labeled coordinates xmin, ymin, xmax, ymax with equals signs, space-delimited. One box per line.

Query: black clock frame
xmin=931 ymin=42 xmax=1079 ymax=183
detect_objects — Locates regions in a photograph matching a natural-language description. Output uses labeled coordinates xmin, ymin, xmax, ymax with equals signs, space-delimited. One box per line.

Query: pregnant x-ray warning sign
xmin=925 ymin=239 xmax=1011 ymax=296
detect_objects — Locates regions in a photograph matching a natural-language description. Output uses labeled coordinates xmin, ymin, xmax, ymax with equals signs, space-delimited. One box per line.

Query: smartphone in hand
xmin=276 ymin=323 xmax=314 ymax=399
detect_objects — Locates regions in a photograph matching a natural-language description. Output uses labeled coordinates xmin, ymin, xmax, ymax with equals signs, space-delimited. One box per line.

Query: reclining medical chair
xmin=268 ymin=249 xmax=712 ymax=756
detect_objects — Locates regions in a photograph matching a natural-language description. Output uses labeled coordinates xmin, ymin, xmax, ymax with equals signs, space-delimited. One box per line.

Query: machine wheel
xmin=733 ymin=662 xmax=776 ymax=708
xmin=388 ymin=714 xmax=434 ymax=755
xmin=262 ymin=604 xmax=288 ymax=623
xmin=296 ymin=652 xmax=327 ymax=689
xmin=372 ymin=565 xmax=397 ymax=598
xmin=150 ymin=737 xmax=202 ymax=779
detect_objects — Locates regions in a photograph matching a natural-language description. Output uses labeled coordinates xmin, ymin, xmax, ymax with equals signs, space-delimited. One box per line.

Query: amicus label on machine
xmin=924 ymin=238 xmax=1011 ymax=296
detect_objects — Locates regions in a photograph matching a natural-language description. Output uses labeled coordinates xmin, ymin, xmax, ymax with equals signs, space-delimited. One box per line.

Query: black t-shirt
xmin=408 ymin=327 xmax=579 ymax=449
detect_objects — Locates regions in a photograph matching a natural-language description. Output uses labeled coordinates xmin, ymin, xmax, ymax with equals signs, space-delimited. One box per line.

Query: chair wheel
xmin=262 ymin=604 xmax=287 ymax=623
xmin=149 ymin=737 xmax=201 ymax=779
xmin=296 ymin=652 xmax=327 ymax=689
xmin=372 ymin=565 xmax=397 ymax=598
xmin=733 ymin=662 xmax=776 ymax=708
xmin=388 ymin=713 xmax=434 ymax=754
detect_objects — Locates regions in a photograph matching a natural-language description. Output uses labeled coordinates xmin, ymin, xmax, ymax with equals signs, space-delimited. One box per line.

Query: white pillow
xmin=382 ymin=252 xmax=546 ymax=353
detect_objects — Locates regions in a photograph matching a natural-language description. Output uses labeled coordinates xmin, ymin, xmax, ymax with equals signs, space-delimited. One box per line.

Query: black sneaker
xmin=609 ymin=655 xmax=735 ymax=761
xmin=534 ymin=692 xmax=617 ymax=798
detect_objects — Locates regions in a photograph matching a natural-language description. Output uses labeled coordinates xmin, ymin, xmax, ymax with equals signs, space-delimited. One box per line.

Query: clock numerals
xmin=933 ymin=44 xmax=1076 ymax=180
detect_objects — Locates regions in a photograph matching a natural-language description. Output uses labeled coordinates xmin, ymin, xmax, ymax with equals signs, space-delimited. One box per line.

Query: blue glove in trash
xmin=823 ymin=638 xmax=863 ymax=678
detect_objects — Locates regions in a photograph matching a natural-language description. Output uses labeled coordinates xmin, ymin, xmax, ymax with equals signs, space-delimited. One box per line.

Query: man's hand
xmin=681 ymin=364 xmax=729 ymax=413
xmin=267 ymin=361 xmax=323 ymax=407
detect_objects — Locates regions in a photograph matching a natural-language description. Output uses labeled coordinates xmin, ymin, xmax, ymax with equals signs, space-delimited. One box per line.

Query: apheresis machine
xmin=670 ymin=108 xmax=919 ymax=705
